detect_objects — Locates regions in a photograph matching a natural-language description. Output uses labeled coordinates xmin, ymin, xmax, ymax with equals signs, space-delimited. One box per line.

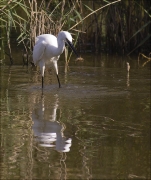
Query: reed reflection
xmin=126 ymin=71 xmax=130 ymax=87
xmin=32 ymin=95 xmax=72 ymax=152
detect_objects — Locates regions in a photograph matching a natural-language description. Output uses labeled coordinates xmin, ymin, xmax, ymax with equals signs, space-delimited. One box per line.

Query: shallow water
xmin=1 ymin=54 xmax=150 ymax=179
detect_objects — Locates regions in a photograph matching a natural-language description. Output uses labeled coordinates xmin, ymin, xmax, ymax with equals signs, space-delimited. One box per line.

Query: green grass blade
xmin=127 ymin=33 xmax=151 ymax=55
xmin=15 ymin=1 xmax=30 ymax=16
xmin=83 ymin=4 xmax=94 ymax=12
xmin=49 ymin=2 xmax=61 ymax=16
xmin=12 ymin=11 xmax=28 ymax=22
xmin=135 ymin=1 xmax=151 ymax=18
xmin=127 ymin=21 xmax=151 ymax=43
xmin=103 ymin=0 xmax=111 ymax=3
xmin=74 ymin=9 xmax=82 ymax=21
xmin=17 ymin=32 xmax=25 ymax=40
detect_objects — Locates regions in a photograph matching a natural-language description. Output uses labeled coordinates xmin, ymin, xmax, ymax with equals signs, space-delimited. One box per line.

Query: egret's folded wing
xmin=33 ymin=41 xmax=46 ymax=65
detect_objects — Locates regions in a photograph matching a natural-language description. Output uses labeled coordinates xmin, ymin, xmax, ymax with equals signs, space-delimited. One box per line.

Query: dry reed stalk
xmin=27 ymin=0 xmax=58 ymax=51
xmin=138 ymin=53 xmax=151 ymax=67
xmin=138 ymin=53 xmax=151 ymax=60
xmin=0 ymin=0 xmax=13 ymax=12
xmin=92 ymin=1 xmax=99 ymax=53
xmin=38 ymin=0 xmax=44 ymax=11
xmin=6 ymin=25 xmax=13 ymax=65
xmin=59 ymin=0 xmax=65 ymax=30
xmin=69 ymin=0 xmax=121 ymax=30
xmin=41 ymin=11 xmax=45 ymax=34
xmin=28 ymin=0 xmax=34 ymax=48
xmin=46 ymin=0 xmax=53 ymax=10
xmin=142 ymin=59 xmax=151 ymax=67
xmin=64 ymin=47 xmax=68 ymax=65
xmin=72 ymin=29 xmax=86 ymax=33
xmin=34 ymin=0 xmax=37 ymax=43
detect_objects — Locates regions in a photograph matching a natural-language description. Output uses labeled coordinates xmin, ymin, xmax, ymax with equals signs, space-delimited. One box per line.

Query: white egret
xmin=33 ymin=31 xmax=79 ymax=88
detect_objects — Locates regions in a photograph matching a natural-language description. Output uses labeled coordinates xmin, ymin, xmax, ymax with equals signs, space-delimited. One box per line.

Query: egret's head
xmin=64 ymin=31 xmax=72 ymax=43
xmin=58 ymin=31 xmax=79 ymax=57
xmin=58 ymin=31 xmax=72 ymax=42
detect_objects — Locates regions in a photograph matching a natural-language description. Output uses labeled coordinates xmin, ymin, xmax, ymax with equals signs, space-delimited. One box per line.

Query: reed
xmin=17 ymin=0 xmax=84 ymax=64
xmin=138 ymin=53 xmax=151 ymax=66
xmin=1 ymin=0 xmax=150 ymax=65
xmin=1 ymin=0 xmax=122 ymax=64
xmin=0 ymin=0 xmax=30 ymax=64
xmin=69 ymin=0 xmax=150 ymax=55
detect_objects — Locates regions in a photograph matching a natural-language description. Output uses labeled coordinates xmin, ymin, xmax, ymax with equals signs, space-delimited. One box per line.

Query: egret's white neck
xmin=57 ymin=37 xmax=65 ymax=55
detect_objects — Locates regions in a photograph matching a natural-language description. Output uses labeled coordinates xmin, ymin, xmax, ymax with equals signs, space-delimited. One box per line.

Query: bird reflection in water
xmin=32 ymin=95 xmax=72 ymax=152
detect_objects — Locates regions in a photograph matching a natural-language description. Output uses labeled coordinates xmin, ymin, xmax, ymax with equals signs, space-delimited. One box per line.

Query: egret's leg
xmin=53 ymin=60 xmax=61 ymax=88
xmin=39 ymin=60 xmax=45 ymax=89
xmin=56 ymin=74 xmax=61 ymax=88
xmin=42 ymin=76 xmax=44 ymax=89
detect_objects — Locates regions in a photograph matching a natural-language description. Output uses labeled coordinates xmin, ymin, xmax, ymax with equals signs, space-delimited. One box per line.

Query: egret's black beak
xmin=66 ymin=38 xmax=79 ymax=58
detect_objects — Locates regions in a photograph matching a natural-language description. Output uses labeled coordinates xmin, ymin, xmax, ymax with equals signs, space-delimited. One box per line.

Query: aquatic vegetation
xmin=0 ymin=0 xmax=150 ymax=64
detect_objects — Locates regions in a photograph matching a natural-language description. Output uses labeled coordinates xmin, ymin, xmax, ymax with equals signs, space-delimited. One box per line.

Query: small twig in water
xmin=126 ymin=62 xmax=130 ymax=72
xmin=138 ymin=53 xmax=151 ymax=67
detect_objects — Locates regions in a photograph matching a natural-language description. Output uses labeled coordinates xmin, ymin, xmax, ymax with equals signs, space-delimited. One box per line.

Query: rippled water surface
xmin=1 ymin=55 xmax=150 ymax=179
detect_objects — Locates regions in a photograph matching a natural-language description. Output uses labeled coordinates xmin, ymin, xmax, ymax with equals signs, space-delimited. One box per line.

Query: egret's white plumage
xmin=33 ymin=31 xmax=78 ymax=89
